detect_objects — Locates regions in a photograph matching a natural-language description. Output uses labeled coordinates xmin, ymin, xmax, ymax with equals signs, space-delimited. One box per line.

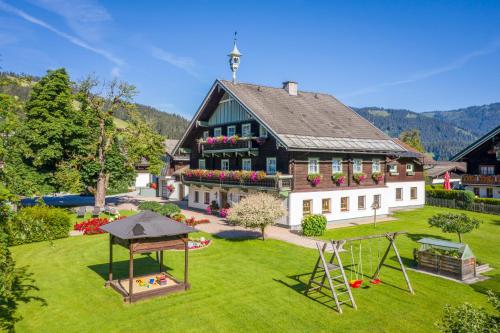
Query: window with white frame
xmin=396 ymin=188 xmax=403 ymax=201
xmin=353 ymin=159 xmax=363 ymax=173
xmin=221 ymin=159 xmax=229 ymax=170
xmin=259 ymin=124 xmax=268 ymax=138
xmin=204 ymin=192 xmax=210 ymax=204
xmin=227 ymin=125 xmax=236 ymax=137
xmin=372 ymin=159 xmax=381 ymax=173
xmin=389 ymin=164 xmax=398 ymax=174
xmin=198 ymin=159 xmax=206 ymax=169
xmin=480 ymin=165 xmax=495 ymax=175
xmin=332 ymin=158 xmax=342 ymax=173
xmin=266 ymin=157 xmax=276 ymax=174
xmin=406 ymin=163 xmax=414 ymax=174
xmin=242 ymin=158 xmax=251 ymax=171
xmin=242 ymin=123 xmax=251 ymax=137
xmin=410 ymin=187 xmax=417 ymax=200
xmin=203 ymin=131 xmax=209 ymax=139
xmin=214 ymin=127 xmax=222 ymax=137
xmin=308 ymin=158 xmax=319 ymax=174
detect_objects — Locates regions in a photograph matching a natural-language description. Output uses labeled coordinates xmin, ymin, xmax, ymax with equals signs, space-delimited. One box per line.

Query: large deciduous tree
xmin=400 ymin=129 xmax=426 ymax=153
xmin=227 ymin=193 xmax=286 ymax=240
xmin=428 ymin=213 xmax=481 ymax=243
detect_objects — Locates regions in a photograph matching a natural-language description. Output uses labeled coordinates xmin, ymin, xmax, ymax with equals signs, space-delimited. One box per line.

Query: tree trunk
xmin=261 ymin=226 xmax=265 ymax=241
xmin=95 ymin=118 xmax=106 ymax=208
xmin=458 ymin=233 xmax=462 ymax=243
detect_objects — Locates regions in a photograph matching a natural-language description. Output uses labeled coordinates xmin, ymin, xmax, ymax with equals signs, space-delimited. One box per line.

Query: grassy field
xmin=10 ymin=206 xmax=499 ymax=332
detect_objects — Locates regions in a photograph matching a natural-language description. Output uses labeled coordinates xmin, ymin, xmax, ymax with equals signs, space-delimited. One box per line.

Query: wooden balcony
xmin=199 ymin=137 xmax=263 ymax=157
xmin=461 ymin=174 xmax=500 ymax=185
xmin=182 ymin=173 xmax=293 ymax=192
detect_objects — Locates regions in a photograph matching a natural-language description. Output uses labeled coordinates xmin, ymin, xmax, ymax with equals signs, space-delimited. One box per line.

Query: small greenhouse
xmin=416 ymin=238 xmax=476 ymax=280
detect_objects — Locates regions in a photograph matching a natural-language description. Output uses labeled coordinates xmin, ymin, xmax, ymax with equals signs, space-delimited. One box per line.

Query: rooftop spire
xmin=228 ymin=32 xmax=242 ymax=83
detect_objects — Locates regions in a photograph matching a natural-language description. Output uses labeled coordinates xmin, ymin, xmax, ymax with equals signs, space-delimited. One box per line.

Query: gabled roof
xmin=173 ymin=80 xmax=407 ymax=155
xmin=451 ymin=125 xmax=500 ymax=161
xmin=425 ymin=161 xmax=467 ymax=178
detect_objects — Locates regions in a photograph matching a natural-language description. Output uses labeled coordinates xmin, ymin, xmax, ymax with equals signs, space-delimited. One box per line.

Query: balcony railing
xmin=182 ymin=173 xmax=293 ymax=191
xmin=462 ymin=174 xmax=500 ymax=185
xmin=198 ymin=136 xmax=266 ymax=156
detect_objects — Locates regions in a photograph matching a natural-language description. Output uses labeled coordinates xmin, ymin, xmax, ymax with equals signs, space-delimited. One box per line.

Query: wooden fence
xmin=426 ymin=197 xmax=500 ymax=215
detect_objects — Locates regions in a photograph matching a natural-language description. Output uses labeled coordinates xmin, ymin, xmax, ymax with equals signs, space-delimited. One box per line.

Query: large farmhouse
xmin=172 ymin=41 xmax=425 ymax=228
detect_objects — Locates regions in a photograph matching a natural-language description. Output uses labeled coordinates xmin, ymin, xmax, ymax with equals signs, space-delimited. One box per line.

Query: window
xmin=308 ymin=158 xmax=319 ymax=174
xmin=242 ymin=158 xmax=251 ymax=171
xmin=221 ymin=159 xmax=229 ymax=170
xmin=389 ymin=164 xmax=398 ymax=174
xmin=396 ymin=188 xmax=403 ymax=201
xmin=227 ymin=125 xmax=236 ymax=137
xmin=473 ymin=187 xmax=480 ymax=196
xmin=194 ymin=191 xmax=199 ymax=203
xmin=372 ymin=159 xmax=380 ymax=173
xmin=487 ymin=187 xmax=493 ymax=198
xmin=353 ymin=159 xmax=363 ymax=173
xmin=358 ymin=196 xmax=366 ymax=210
xmin=204 ymin=192 xmax=210 ymax=204
xmin=480 ymin=165 xmax=495 ymax=175
xmin=373 ymin=194 xmax=381 ymax=208
xmin=198 ymin=159 xmax=206 ymax=170
xmin=259 ymin=124 xmax=268 ymax=138
xmin=214 ymin=127 xmax=222 ymax=137
xmin=322 ymin=198 xmax=331 ymax=214
xmin=341 ymin=197 xmax=349 ymax=212
xmin=410 ymin=187 xmax=417 ymax=200
xmin=406 ymin=163 xmax=414 ymax=174
xmin=332 ymin=158 xmax=342 ymax=173
xmin=203 ymin=131 xmax=209 ymax=139
xmin=266 ymin=157 xmax=276 ymax=174
xmin=303 ymin=199 xmax=312 ymax=216
xmin=242 ymin=123 xmax=251 ymax=137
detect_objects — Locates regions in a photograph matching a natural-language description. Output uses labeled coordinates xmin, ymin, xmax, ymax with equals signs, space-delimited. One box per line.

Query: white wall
xmin=288 ymin=181 xmax=425 ymax=228
xmin=135 ymin=173 xmax=151 ymax=188
xmin=465 ymin=185 xmax=500 ymax=198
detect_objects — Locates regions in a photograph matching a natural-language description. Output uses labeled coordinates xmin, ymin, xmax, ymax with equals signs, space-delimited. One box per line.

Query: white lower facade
xmin=187 ymin=181 xmax=425 ymax=229
xmin=464 ymin=185 xmax=500 ymax=198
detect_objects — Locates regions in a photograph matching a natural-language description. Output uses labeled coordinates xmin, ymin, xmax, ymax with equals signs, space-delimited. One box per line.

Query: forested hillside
xmin=0 ymin=72 xmax=189 ymax=139
xmin=353 ymin=106 xmax=500 ymax=160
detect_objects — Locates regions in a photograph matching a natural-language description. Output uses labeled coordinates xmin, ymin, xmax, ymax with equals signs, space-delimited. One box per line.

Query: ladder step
xmin=319 ymin=262 xmax=341 ymax=271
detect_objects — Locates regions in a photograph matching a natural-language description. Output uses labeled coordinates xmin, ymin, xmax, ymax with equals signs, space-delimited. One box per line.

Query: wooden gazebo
xmin=100 ymin=211 xmax=196 ymax=303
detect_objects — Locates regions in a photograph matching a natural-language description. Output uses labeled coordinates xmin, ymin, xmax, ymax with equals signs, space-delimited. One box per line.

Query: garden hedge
xmin=8 ymin=206 xmax=72 ymax=245
xmin=159 ymin=203 xmax=181 ymax=217
xmin=426 ymin=189 xmax=475 ymax=206
xmin=301 ymin=214 xmax=327 ymax=237
xmin=474 ymin=197 xmax=500 ymax=206
xmin=137 ymin=201 xmax=163 ymax=212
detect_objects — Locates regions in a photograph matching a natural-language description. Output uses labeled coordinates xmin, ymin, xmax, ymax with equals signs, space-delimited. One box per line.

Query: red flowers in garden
xmin=74 ymin=216 xmax=125 ymax=235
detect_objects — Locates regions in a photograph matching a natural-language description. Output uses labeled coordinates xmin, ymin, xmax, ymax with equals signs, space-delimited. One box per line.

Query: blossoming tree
xmin=227 ymin=193 xmax=285 ymax=240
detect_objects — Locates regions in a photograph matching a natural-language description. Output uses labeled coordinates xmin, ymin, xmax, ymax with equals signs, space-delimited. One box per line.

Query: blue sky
xmin=0 ymin=0 xmax=499 ymax=118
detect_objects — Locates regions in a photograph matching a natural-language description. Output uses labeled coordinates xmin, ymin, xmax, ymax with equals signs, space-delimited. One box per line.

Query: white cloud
xmin=0 ymin=0 xmax=124 ymax=66
xmin=27 ymin=0 xmax=111 ymax=42
xmin=340 ymin=39 xmax=500 ymax=98
xmin=151 ymin=46 xmax=198 ymax=77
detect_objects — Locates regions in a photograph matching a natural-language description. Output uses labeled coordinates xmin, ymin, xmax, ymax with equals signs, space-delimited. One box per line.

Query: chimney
xmin=283 ymin=81 xmax=298 ymax=96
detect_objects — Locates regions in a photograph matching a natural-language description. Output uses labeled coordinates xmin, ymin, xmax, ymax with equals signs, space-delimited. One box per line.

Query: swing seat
xmin=349 ymin=279 xmax=363 ymax=288
xmin=370 ymin=279 xmax=381 ymax=285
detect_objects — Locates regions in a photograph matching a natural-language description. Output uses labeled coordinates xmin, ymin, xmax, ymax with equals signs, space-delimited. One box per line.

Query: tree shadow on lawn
xmin=0 ymin=266 xmax=47 ymax=332
xmin=87 ymin=255 xmax=174 ymax=282
xmin=406 ymin=233 xmax=450 ymax=243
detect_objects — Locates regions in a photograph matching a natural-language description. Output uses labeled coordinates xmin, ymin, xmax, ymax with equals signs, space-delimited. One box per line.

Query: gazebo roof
xmin=100 ymin=211 xmax=196 ymax=240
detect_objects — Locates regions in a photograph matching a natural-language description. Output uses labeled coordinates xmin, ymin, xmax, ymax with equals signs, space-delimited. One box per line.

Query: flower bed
xmin=185 ymin=217 xmax=210 ymax=227
xmin=74 ymin=216 xmax=125 ymax=235
xmin=187 ymin=237 xmax=212 ymax=250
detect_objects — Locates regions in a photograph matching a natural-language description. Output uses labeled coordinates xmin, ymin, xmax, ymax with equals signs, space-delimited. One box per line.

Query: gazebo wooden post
xmin=129 ymin=242 xmax=134 ymax=303
xmin=107 ymin=235 xmax=113 ymax=286
xmin=159 ymin=250 xmax=164 ymax=272
xmin=184 ymin=236 xmax=190 ymax=290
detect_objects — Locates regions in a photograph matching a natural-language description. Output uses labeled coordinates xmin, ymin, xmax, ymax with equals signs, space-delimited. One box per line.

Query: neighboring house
xmin=173 ymin=79 xmax=425 ymax=229
xmin=159 ymin=139 xmax=190 ymax=200
xmin=425 ymin=161 xmax=467 ymax=187
xmin=451 ymin=125 xmax=500 ymax=198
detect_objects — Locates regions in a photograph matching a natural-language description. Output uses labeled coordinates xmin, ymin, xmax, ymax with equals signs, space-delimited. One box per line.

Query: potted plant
xmin=307 ymin=173 xmax=322 ymax=186
xmin=353 ymin=172 xmax=367 ymax=184
xmin=331 ymin=172 xmax=345 ymax=186
xmin=372 ymin=172 xmax=384 ymax=184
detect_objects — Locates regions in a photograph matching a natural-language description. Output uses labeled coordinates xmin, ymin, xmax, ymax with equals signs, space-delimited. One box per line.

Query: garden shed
xmin=416 ymin=238 xmax=476 ymax=280
xmin=100 ymin=211 xmax=196 ymax=303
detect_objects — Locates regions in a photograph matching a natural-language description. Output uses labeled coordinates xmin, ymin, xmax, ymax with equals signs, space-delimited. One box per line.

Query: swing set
xmin=305 ymin=231 xmax=414 ymax=313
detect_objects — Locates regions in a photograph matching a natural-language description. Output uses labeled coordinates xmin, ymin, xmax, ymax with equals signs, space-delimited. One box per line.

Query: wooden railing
xmin=201 ymin=139 xmax=253 ymax=152
xmin=182 ymin=173 xmax=293 ymax=191
xmin=461 ymin=174 xmax=500 ymax=185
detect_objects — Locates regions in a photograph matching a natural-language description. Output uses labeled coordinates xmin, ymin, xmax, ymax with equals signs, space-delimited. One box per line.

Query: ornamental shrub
xmin=8 ymin=206 xmax=71 ymax=245
xmin=137 ymin=201 xmax=162 ymax=212
xmin=158 ymin=203 xmax=181 ymax=217
xmin=301 ymin=214 xmax=327 ymax=237
xmin=426 ymin=189 xmax=475 ymax=208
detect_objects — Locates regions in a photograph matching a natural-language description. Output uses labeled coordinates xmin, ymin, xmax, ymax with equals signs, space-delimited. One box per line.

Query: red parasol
xmin=443 ymin=171 xmax=451 ymax=190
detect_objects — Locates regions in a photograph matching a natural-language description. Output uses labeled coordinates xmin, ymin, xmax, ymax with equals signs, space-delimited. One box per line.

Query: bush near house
xmin=159 ymin=203 xmax=181 ymax=217
xmin=137 ymin=201 xmax=163 ymax=212
xmin=301 ymin=214 xmax=327 ymax=236
xmin=7 ymin=206 xmax=71 ymax=245
xmin=474 ymin=197 xmax=500 ymax=206
xmin=426 ymin=189 xmax=475 ymax=206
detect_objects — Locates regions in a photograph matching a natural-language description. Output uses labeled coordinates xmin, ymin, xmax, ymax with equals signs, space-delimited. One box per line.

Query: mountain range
xmin=1 ymin=72 xmax=499 ymax=160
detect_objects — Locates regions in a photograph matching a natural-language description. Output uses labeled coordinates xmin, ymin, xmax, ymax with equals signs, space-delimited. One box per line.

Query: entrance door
xmin=220 ymin=191 xmax=228 ymax=209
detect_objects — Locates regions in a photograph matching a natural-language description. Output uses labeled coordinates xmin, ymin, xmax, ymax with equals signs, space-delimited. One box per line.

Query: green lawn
xmin=10 ymin=206 xmax=499 ymax=332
